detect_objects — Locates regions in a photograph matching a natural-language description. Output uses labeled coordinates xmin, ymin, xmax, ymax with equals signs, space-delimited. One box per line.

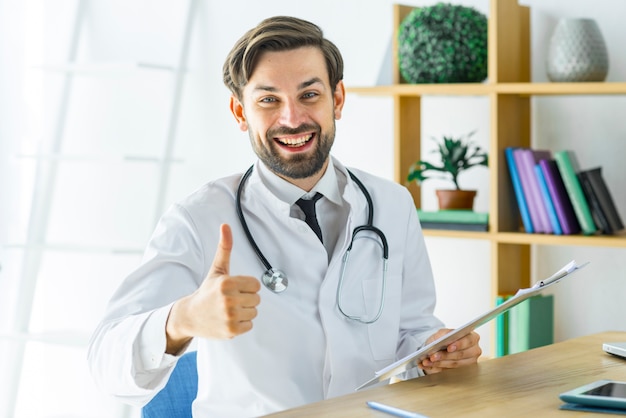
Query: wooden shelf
xmin=355 ymin=1 xmax=626 ymax=355
xmin=497 ymin=82 xmax=626 ymax=95
xmin=347 ymin=83 xmax=494 ymax=96
xmin=347 ymin=82 xmax=626 ymax=97
xmin=494 ymin=232 xmax=626 ymax=247
xmin=422 ymin=229 xmax=493 ymax=240
xmin=422 ymin=230 xmax=626 ymax=248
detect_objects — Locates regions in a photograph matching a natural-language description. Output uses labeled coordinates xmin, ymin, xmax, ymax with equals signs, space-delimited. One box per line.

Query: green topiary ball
xmin=398 ymin=3 xmax=488 ymax=84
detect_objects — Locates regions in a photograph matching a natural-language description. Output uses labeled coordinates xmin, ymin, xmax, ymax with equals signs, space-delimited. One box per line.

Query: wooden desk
xmin=265 ymin=331 xmax=626 ymax=417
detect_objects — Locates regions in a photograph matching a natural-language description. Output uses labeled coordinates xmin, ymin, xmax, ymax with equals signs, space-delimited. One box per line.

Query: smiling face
xmin=230 ymin=46 xmax=345 ymax=190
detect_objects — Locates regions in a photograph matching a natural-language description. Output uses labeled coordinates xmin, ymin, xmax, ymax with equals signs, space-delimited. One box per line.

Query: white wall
xmin=1 ymin=0 xmax=625 ymax=417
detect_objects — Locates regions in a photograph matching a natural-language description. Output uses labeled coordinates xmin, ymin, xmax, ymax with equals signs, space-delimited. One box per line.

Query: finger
xmin=233 ymin=320 xmax=253 ymax=335
xmin=424 ymin=356 xmax=475 ymax=371
xmin=225 ymin=308 xmax=257 ymax=336
xmin=446 ymin=332 xmax=481 ymax=353
xmin=232 ymin=275 xmax=262 ymax=294
xmin=237 ymin=306 xmax=259 ymax=321
xmin=429 ymin=349 xmax=463 ymax=363
xmin=209 ymin=224 xmax=233 ymax=277
xmin=426 ymin=328 xmax=452 ymax=345
xmin=236 ymin=290 xmax=261 ymax=308
xmin=417 ymin=358 xmax=443 ymax=374
xmin=424 ymin=344 xmax=481 ymax=369
xmin=429 ymin=344 xmax=476 ymax=363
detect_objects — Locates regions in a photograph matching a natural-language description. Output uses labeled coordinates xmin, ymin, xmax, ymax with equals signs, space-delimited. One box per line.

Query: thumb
xmin=209 ymin=223 xmax=233 ymax=277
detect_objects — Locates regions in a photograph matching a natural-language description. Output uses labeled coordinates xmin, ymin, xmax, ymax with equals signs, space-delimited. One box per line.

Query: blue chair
xmin=142 ymin=351 xmax=198 ymax=418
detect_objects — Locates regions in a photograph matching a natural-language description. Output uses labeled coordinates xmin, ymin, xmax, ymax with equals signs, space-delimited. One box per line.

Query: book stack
xmin=416 ymin=209 xmax=489 ymax=231
xmin=495 ymin=294 xmax=554 ymax=357
xmin=505 ymin=147 xmax=624 ymax=235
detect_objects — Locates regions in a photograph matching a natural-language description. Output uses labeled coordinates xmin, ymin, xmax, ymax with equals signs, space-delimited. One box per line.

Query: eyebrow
xmin=253 ymin=77 xmax=325 ymax=93
xmin=299 ymin=77 xmax=324 ymax=89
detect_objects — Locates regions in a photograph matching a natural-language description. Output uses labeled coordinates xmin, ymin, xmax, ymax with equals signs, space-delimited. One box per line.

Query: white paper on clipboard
xmin=356 ymin=260 xmax=589 ymax=391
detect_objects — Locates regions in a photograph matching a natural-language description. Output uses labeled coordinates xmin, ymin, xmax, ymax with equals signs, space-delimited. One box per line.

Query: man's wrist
xmin=165 ymin=299 xmax=192 ymax=355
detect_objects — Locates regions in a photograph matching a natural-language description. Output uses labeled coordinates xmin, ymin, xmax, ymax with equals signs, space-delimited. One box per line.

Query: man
xmin=88 ymin=15 xmax=481 ymax=417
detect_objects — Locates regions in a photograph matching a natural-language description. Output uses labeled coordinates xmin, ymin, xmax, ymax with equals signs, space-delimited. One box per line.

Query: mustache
xmin=267 ymin=123 xmax=320 ymax=137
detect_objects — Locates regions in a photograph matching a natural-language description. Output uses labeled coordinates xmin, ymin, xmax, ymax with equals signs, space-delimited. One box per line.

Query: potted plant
xmin=397 ymin=3 xmax=488 ymax=84
xmin=407 ymin=131 xmax=488 ymax=210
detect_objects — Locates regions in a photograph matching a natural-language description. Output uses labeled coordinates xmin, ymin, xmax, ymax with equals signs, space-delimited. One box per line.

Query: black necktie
xmin=296 ymin=192 xmax=323 ymax=243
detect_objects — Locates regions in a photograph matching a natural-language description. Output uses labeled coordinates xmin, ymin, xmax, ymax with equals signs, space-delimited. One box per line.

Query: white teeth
xmin=277 ymin=134 xmax=312 ymax=146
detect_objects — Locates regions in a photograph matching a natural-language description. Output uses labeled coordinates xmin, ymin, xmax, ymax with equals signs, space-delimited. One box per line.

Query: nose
xmin=277 ymin=99 xmax=307 ymax=127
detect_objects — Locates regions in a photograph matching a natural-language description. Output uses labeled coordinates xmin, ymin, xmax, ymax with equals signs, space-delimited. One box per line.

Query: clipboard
xmin=356 ymin=260 xmax=589 ymax=391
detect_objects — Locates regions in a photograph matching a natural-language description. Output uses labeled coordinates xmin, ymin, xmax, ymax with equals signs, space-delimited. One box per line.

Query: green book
xmin=416 ymin=209 xmax=489 ymax=224
xmin=420 ymin=221 xmax=488 ymax=231
xmin=554 ymin=151 xmax=597 ymax=235
xmin=508 ymin=294 xmax=554 ymax=354
xmin=495 ymin=295 xmax=512 ymax=357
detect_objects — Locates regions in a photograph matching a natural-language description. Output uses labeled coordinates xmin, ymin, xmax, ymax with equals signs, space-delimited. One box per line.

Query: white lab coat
xmin=87 ymin=157 xmax=443 ymax=417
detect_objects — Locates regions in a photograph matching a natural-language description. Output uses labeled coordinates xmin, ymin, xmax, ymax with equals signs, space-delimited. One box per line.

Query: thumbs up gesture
xmin=166 ymin=224 xmax=261 ymax=354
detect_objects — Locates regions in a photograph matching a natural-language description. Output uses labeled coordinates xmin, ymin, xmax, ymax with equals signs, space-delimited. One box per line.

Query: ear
xmin=229 ymin=95 xmax=248 ymax=131
xmin=333 ymin=80 xmax=346 ymax=120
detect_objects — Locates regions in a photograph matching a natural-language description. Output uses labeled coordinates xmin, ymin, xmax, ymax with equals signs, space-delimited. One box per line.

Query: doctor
xmin=88 ymin=15 xmax=481 ymax=417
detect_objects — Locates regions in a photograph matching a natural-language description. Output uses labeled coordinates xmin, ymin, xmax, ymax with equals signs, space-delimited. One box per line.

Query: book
xmin=419 ymin=221 xmax=488 ymax=231
xmin=416 ymin=209 xmax=488 ymax=224
xmin=535 ymin=164 xmax=562 ymax=235
xmin=505 ymin=147 xmax=534 ymax=233
xmin=513 ymin=148 xmax=553 ymax=233
xmin=554 ymin=150 xmax=597 ymax=235
xmin=495 ymin=294 xmax=512 ymax=357
xmin=578 ymin=171 xmax=612 ymax=234
xmin=508 ymin=294 xmax=554 ymax=354
xmin=578 ymin=167 xmax=625 ymax=235
xmin=538 ymin=159 xmax=581 ymax=235
xmin=586 ymin=167 xmax=625 ymax=233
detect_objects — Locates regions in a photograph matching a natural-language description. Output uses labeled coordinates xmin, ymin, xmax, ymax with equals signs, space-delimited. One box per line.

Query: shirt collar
xmin=256 ymin=158 xmax=343 ymax=206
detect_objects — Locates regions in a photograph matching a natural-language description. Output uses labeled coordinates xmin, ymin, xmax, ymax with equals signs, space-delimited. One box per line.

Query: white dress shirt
xmin=257 ymin=158 xmax=349 ymax=257
xmin=87 ymin=156 xmax=444 ymax=417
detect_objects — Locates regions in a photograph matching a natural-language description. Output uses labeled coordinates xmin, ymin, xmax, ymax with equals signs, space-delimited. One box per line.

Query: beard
xmin=249 ymin=121 xmax=335 ymax=180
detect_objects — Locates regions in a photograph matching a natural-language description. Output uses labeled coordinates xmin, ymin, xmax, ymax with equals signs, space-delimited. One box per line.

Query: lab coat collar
xmin=255 ymin=158 xmax=344 ymax=206
xmin=329 ymin=157 xmax=366 ymax=215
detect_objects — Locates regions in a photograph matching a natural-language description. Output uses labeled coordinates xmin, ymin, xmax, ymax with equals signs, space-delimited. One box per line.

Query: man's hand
xmin=165 ymin=223 xmax=261 ymax=354
xmin=418 ymin=329 xmax=482 ymax=374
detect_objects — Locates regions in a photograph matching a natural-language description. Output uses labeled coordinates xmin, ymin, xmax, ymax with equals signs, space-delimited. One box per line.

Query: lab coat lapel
xmin=318 ymin=166 xmax=371 ymax=397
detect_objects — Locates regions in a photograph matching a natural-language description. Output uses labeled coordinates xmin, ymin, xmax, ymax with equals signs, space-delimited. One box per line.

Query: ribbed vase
xmin=546 ymin=18 xmax=609 ymax=82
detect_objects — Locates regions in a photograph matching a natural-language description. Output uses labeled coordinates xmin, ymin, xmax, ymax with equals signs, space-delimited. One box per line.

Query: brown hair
xmin=223 ymin=16 xmax=344 ymax=99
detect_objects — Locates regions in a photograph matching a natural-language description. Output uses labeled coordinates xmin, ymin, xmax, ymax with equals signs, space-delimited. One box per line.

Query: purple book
xmin=539 ymin=159 xmax=581 ymax=235
xmin=513 ymin=148 xmax=552 ymax=233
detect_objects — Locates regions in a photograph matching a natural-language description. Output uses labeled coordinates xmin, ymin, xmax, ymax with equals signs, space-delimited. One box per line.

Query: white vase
xmin=546 ymin=18 xmax=609 ymax=82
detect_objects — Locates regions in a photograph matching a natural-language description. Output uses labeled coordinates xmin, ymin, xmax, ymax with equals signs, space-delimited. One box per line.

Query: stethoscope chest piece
xmin=262 ymin=268 xmax=288 ymax=293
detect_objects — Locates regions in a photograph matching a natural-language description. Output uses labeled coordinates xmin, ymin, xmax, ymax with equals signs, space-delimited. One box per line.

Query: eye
xmin=302 ymin=91 xmax=319 ymax=99
xmin=260 ymin=96 xmax=277 ymax=103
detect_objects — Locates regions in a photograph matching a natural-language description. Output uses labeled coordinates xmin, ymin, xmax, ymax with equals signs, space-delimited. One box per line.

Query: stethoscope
xmin=235 ymin=165 xmax=389 ymax=324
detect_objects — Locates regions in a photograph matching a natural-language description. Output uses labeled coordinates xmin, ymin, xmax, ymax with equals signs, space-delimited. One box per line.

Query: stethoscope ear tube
xmin=236 ymin=166 xmax=273 ymax=272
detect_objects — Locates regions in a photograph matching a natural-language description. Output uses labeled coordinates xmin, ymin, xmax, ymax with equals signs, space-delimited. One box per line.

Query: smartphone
xmin=603 ymin=342 xmax=626 ymax=359
xmin=560 ymin=380 xmax=626 ymax=410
